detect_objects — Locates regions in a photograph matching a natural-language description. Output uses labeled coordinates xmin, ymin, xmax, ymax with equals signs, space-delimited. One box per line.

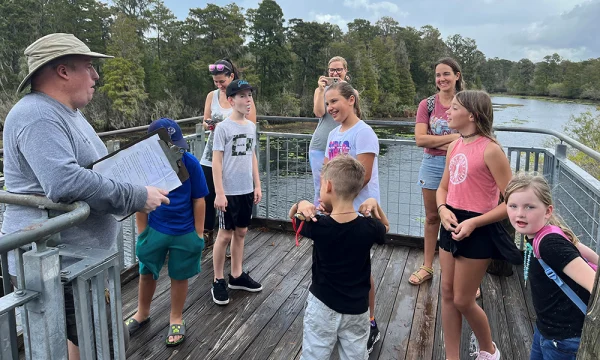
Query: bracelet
xmin=437 ymin=204 xmax=447 ymax=213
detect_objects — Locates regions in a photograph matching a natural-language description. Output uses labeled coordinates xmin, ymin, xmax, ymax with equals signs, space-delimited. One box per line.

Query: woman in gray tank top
xmin=201 ymin=59 xmax=257 ymax=245
xmin=309 ymin=56 xmax=350 ymax=205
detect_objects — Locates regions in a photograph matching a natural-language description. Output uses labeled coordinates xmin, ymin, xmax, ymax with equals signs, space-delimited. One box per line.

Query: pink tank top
xmin=446 ymin=137 xmax=499 ymax=214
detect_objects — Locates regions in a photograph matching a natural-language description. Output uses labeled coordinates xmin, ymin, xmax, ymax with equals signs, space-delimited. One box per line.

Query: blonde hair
xmin=328 ymin=56 xmax=350 ymax=81
xmin=505 ymin=172 xmax=579 ymax=244
xmin=326 ymin=82 xmax=361 ymax=118
xmin=321 ymin=155 xmax=365 ymax=201
xmin=455 ymin=90 xmax=497 ymax=144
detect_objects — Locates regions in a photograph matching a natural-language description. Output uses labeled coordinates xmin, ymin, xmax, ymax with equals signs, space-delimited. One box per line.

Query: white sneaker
xmin=475 ymin=342 xmax=500 ymax=360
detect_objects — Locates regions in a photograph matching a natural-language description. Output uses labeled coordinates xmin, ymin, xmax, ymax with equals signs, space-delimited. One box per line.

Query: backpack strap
xmin=533 ymin=225 xmax=588 ymax=314
xmin=532 ymin=225 xmax=566 ymax=259
xmin=426 ymin=95 xmax=436 ymax=118
xmin=537 ymin=258 xmax=587 ymax=314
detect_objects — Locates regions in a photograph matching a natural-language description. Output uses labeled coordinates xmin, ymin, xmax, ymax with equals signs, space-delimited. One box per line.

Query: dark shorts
xmin=64 ymin=283 xmax=130 ymax=349
xmin=136 ymin=227 xmax=204 ymax=281
xmin=439 ymin=205 xmax=522 ymax=264
xmin=218 ymin=192 xmax=254 ymax=230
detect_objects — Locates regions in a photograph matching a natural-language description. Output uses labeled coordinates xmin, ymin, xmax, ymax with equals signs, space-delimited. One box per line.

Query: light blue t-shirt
xmin=325 ymin=120 xmax=380 ymax=210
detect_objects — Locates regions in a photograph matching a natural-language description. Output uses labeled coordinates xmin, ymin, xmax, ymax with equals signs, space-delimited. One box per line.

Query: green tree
xmin=247 ymin=0 xmax=291 ymax=98
xmin=287 ymin=19 xmax=334 ymax=97
xmin=445 ymin=34 xmax=485 ymax=87
xmin=532 ymin=54 xmax=562 ymax=95
xmin=507 ymin=59 xmax=535 ymax=95
xmin=564 ymin=111 xmax=600 ymax=179
xmin=479 ymin=58 xmax=513 ymax=93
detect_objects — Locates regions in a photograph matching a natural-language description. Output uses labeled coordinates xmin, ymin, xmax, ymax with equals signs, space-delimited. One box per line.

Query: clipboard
xmin=89 ymin=127 xmax=189 ymax=221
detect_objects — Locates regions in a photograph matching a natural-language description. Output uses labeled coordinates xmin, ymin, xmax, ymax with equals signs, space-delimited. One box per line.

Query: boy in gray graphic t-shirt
xmin=211 ymin=79 xmax=263 ymax=306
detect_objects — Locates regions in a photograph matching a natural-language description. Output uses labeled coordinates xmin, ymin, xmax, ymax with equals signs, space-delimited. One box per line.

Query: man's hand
xmin=142 ymin=186 xmax=169 ymax=213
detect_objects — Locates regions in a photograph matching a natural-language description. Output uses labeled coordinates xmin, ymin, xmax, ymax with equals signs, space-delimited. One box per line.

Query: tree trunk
xmin=576 ymin=269 xmax=600 ymax=359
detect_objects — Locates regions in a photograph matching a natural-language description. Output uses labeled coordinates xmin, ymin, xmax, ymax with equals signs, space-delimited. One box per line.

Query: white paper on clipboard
xmin=92 ymin=134 xmax=182 ymax=219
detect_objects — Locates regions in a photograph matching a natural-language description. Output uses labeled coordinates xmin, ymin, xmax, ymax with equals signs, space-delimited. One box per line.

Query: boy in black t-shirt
xmin=289 ymin=155 xmax=389 ymax=360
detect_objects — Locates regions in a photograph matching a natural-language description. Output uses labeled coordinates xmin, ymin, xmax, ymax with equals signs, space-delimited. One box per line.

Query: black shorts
xmin=64 ymin=283 xmax=129 ymax=349
xmin=439 ymin=205 xmax=522 ymax=264
xmin=218 ymin=192 xmax=254 ymax=230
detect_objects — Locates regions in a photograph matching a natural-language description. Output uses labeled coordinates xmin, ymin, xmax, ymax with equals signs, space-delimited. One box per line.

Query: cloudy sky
xmin=161 ymin=0 xmax=600 ymax=62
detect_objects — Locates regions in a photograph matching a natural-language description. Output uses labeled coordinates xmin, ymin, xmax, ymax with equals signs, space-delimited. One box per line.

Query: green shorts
xmin=136 ymin=227 xmax=205 ymax=281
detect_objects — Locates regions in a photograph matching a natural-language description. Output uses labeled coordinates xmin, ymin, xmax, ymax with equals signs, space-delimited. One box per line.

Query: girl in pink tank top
xmin=436 ymin=90 xmax=521 ymax=360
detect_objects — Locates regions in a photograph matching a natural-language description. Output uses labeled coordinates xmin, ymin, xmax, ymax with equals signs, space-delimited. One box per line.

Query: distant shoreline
xmin=490 ymin=93 xmax=600 ymax=107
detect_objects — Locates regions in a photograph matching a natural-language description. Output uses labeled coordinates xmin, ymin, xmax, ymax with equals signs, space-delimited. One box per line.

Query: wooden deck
xmin=122 ymin=228 xmax=535 ymax=360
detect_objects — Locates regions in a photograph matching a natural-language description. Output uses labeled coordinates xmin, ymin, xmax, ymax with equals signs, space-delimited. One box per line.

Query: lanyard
xmin=291 ymin=215 xmax=306 ymax=246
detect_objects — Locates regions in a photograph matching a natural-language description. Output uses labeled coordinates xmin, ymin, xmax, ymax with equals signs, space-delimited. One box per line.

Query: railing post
xmin=577 ymin=268 xmax=600 ymax=359
xmin=22 ymin=245 xmax=67 ymax=360
xmin=194 ymin=123 xmax=205 ymax=160
xmin=253 ymin=122 xmax=260 ymax=218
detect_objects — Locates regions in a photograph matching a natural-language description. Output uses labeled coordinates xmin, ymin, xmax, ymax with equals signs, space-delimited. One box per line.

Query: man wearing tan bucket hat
xmin=3 ymin=33 xmax=170 ymax=358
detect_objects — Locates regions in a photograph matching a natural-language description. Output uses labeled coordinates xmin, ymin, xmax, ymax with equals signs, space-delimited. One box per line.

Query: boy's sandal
xmin=125 ymin=317 xmax=150 ymax=336
xmin=165 ymin=322 xmax=186 ymax=347
xmin=408 ymin=265 xmax=434 ymax=285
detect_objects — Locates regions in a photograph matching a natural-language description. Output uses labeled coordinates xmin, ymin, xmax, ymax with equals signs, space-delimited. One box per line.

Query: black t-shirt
xmin=528 ymin=234 xmax=591 ymax=339
xmin=300 ymin=215 xmax=387 ymax=314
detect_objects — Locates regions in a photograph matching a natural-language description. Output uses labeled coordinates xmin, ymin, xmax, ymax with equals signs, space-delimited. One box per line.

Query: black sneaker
xmin=212 ymin=279 xmax=229 ymax=305
xmin=228 ymin=272 xmax=263 ymax=292
xmin=367 ymin=323 xmax=381 ymax=354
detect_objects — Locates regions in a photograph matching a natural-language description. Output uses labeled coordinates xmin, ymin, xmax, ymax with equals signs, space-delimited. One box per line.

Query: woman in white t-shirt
xmin=201 ymin=59 xmax=256 ymax=245
xmin=322 ymin=81 xmax=382 ymax=353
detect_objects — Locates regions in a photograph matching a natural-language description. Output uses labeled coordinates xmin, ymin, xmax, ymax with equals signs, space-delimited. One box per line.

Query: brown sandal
xmin=408 ymin=265 xmax=434 ymax=285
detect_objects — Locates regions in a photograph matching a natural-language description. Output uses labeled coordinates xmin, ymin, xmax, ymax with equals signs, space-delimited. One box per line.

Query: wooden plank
xmin=240 ymin=271 xmax=312 ymax=359
xmin=431 ymin=285 xmax=445 ymax=360
xmin=140 ymin=234 xmax=309 ymax=360
xmin=251 ymin=217 xmax=426 ymax=249
xmin=480 ymin=273 xmax=514 ymax=359
xmin=405 ymin=254 xmax=441 ymax=360
xmin=367 ymin=246 xmax=410 ymax=359
xmin=266 ymin=305 xmax=304 ymax=360
xmin=515 ymin=264 xmax=537 ymax=330
xmin=125 ymin=230 xmax=281 ymax=356
xmin=500 ymin=271 xmax=532 ymax=360
xmin=377 ymin=248 xmax=422 ymax=360
xmin=189 ymin=242 xmax=314 ymax=360
xmin=577 ymin=266 xmax=600 ymax=360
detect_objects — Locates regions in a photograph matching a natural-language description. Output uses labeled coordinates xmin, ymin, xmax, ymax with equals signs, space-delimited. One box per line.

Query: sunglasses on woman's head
xmin=209 ymin=64 xmax=231 ymax=73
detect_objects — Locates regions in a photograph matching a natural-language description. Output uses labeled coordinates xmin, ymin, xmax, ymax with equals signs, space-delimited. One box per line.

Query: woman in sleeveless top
xmin=201 ymin=59 xmax=256 ymax=245
xmin=410 ymin=58 xmax=463 ymax=286
xmin=309 ymin=56 xmax=351 ymax=206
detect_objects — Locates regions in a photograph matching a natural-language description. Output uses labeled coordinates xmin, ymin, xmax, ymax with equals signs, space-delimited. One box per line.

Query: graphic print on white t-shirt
xmin=232 ymin=134 xmax=253 ymax=156
xmin=449 ymin=153 xmax=468 ymax=185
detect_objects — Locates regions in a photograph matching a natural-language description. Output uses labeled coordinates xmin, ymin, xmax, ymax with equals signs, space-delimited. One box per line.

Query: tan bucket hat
xmin=17 ymin=33 xmax=113 ymax=93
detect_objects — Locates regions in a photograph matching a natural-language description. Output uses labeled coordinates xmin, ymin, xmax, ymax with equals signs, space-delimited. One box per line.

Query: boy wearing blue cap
xmin=211 ymin=79 xmax=263 ymax=305
xmin=125 ymin=118 xmax=209 ymax=347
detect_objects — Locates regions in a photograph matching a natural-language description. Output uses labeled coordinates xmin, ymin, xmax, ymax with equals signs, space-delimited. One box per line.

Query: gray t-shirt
xmin=212 ymin=118 xmax=256 ymax=195
xmin=309 ymin=87 xmax=338 ymax=151
xmin=2 ymin=92 xmax=147 ymax=274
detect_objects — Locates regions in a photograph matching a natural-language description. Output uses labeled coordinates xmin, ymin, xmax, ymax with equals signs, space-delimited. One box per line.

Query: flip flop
xmin=125 ymin=317 xmax=150 ymax=336
xmin=166 ymin=321 xmax=186 ymax=347
xmin=408 ymin=265 xmax=434 ymax=285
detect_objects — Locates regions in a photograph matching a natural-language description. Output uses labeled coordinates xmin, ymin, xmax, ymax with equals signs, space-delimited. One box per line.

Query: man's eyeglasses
xmin=328 ymin=68 xmax=344 ymax=74
xmin=209 ymin=64 xmax=231 ymax=73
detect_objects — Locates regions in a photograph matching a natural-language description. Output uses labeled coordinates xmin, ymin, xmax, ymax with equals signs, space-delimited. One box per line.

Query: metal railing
xmin=0 ymin=192 xmax=127 ymax=359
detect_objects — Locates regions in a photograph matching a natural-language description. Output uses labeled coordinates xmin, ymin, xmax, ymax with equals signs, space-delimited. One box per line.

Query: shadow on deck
xmin=122 ymin=228 xmax=535 ymax=360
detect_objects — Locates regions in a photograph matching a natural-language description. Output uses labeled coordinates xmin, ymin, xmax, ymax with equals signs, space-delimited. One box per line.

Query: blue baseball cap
xmin=148 ymin=118 xmax=188 ymax=149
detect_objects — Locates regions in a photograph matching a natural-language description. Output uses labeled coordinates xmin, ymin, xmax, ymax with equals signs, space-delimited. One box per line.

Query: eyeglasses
xmin=328 ymin=68 xmax=344 ymax=74
xmin=209 ymin=63 xmax=231 ymax=73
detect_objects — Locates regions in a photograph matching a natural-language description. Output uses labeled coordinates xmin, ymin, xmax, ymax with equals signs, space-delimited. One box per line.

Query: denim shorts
xmin=530 ymin=327 xmax=580 ymax=360
xmin=417 ymin=153 xmax=446 ymax=190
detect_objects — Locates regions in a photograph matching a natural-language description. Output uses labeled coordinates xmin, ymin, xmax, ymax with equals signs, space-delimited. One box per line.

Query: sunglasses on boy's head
xmin=209 ymin=63 xmax=231 ymax=73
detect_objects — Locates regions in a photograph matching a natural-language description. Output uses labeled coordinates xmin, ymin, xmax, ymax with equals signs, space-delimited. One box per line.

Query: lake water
xmin=491 ymin=96 xmax=599 ymax=148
